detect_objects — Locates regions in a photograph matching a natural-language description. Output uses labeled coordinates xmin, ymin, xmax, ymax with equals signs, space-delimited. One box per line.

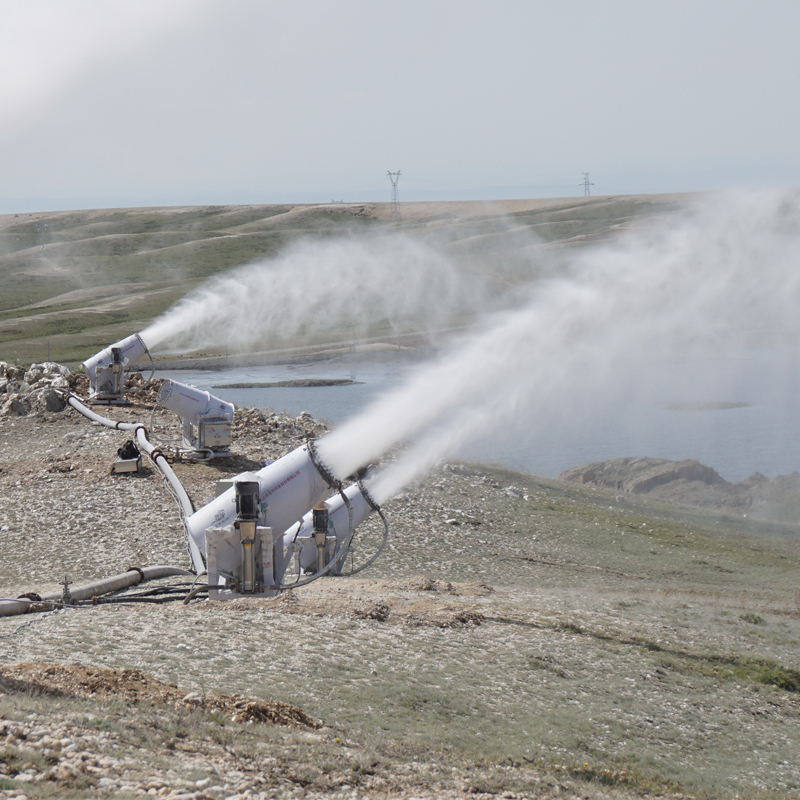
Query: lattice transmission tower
xmin=387 ymin=170 xmax=401 ymax=220
xmin=581 ymin=172 xmax=594 ymax=196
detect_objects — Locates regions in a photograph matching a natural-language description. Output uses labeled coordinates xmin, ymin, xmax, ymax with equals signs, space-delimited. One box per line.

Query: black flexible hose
xmin=89 ymin=593 xmax=208 ymax=605
xmin=106 ymin=583 xmax=200 ymax=599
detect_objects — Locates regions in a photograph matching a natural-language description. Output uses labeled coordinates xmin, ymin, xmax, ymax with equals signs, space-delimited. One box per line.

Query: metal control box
xmin=111 ymin=456 xmax=142 ymax=474
xmin=200 ymin=422 xmax=231 ymax=449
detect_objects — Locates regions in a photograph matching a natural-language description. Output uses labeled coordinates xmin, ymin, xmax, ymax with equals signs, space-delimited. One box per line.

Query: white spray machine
xmin=185 ymin=441 xmax=385 ymax=599
xmin=158 ymin=379 xmax=235 ymax=458
xmin=82 ymin=333 xmax=151 ymax=403
xmin=186 ymin=441 xmax=342 ymax=597
xmin=282 ymin=480 xmax=384 ymax=578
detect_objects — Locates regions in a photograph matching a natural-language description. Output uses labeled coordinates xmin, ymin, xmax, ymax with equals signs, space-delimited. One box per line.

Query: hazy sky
xmin=2 ymin=0 xmax=799 ymax=213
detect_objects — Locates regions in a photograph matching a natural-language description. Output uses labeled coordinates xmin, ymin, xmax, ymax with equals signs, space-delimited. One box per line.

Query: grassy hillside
xmin=0 ymin=195 xmax=688 ymax=365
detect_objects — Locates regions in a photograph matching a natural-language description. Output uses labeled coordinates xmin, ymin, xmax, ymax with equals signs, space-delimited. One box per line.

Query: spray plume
xmin=140 ymin=232 xmax=506 ymax=354
xmin=317 ymin=190 xmax=800 ymax=501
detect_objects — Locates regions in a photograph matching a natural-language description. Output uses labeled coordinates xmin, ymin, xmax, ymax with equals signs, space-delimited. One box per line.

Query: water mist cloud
xmin=318 ymin=190 xmax=800 ymax=499
xmin=141 ymin=231 xmax=503 ymax=354
xmin=0 ymin=1 xmax=206 ymax=139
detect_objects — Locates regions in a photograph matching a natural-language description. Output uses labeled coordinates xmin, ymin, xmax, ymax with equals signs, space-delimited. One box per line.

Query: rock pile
xmin=0 ymin=362 xmax=169 ymax=419
xmin=119 ymin=372 xmax=165 ymax=406
xmin=229 ymin=408 xmax=330 ymax=464
xmin=0 ymin=361 xmax=71 ymax=416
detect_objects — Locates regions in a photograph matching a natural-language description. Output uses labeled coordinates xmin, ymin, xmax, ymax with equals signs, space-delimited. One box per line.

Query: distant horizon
xmin=0 ymin=186 xmax=748 ymax=218
xmin=3 ymin=169 xmax=792 ymax=216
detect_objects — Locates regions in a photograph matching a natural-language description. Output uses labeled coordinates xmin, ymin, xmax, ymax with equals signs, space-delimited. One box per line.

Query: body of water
xmin=155 ymin=342 xmax=800 ymax=483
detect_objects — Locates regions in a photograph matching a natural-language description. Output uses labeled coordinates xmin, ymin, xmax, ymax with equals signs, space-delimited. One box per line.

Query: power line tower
xmin=581 ymin=172 xmax=594 ymax=196
xmin=37 ymin=220 xmax=48 ymax=253
xmin=387 ymin=170 xmax=401 ymax=220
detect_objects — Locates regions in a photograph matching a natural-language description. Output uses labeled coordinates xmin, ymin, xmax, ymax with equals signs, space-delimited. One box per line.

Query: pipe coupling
xmin=307 ymin=440 xmax=339 ymax=489
xmin=358 ymin=479 xmax=381 ymax=512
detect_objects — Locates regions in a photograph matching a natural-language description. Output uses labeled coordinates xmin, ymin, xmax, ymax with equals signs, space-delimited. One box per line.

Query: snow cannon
xmin=186 ymin=440 xmax=342 ymax=596
xmin=82 ymin=333 xmax=150 ymax=403
xmin=282 ymin=479 xmax=383 ymax=578
xmin=158 ymin=379 xmax=235 ymax=458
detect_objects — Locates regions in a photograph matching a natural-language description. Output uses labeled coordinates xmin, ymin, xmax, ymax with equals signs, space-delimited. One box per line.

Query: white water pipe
xmin=82 ymin=333 xmax=150 ymax=396
xmin=65 ymin=392 xmax=341 ymax=576
xmin=158 ymin=379 xmax=234 ymax=424
xmin=64 ymin=393 xmax=203 ymax=570
xmin=0 ymin=565 xmax=192 ymax=618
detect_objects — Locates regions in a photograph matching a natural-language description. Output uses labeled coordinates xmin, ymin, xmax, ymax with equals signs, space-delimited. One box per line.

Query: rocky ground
xmin=2 ymin=364 xmax=800 ymax=799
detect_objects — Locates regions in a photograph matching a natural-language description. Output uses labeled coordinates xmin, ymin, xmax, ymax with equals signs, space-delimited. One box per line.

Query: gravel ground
xmin=2 ymin=379 xmax=800 ymax=799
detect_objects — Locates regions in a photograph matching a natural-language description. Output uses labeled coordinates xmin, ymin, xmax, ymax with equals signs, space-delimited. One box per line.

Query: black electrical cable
xmin=89 ymin=587 xmax=213 ymax=605
xmin=336 ymin=506 xmax=390 ymax=577
xmin=106 ymin=583 xmax=200 ymax=599
xmin=88 ymin=594 xmax=207 ymax=605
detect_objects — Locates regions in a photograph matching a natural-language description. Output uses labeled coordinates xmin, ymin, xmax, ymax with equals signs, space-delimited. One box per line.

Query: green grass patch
xmin=654 ymin=651 xmax=800 ymax=692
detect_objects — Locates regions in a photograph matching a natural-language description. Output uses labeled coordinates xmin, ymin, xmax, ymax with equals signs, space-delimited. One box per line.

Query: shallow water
xmin=156 ymin=342 xmax=800 ymax=482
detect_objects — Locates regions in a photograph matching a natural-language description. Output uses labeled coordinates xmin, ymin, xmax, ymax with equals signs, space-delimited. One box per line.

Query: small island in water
xmin=213 ymin=378 xmax=363 ymax=389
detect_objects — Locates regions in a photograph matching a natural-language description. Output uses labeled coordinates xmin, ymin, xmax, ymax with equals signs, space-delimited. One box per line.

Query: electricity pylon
xmin=387 ymin=171 xmax=401 ymax=220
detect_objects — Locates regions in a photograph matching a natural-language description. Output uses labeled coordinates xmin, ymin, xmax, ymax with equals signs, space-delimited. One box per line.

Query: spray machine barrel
xmin=158 ymin=379 xmax=234 ymax=425
xmin=283 ymin=481 xmax=379 ymax=574
xmin=83 ymin=333 xmax=149 ymax=395
xmin=184 ymin=442 xmax=338 ymax=565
